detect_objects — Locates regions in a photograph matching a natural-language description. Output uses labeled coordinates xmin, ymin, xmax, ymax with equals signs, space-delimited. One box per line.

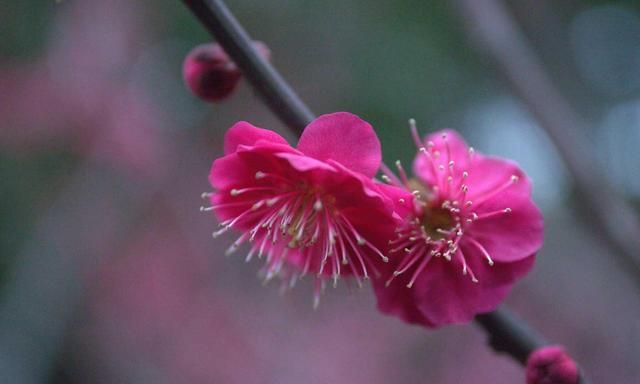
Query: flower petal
xmin=375 ymin=254 xmax=535 ymax=327
xmin=275 ymin=152 xmax=337 ymax=173
xmin=465 ymin=180 xmax=543 ymax=262
xmin=209 ymin=153 xmax=253 ymax=190
xmin=465 ymin=156 xmax=530 ymax=201
xmin=413 ymin=129 xmax=471 ymax=185
xmin=375 ymin=182 xmax=416 ymax=218
xmin=223 ymin=121 xmax=289 ymax=155
xmin=296 ymin=112 xmax=381 ymax=177
xmin=416 ymin=254 xmax=535 ymax=326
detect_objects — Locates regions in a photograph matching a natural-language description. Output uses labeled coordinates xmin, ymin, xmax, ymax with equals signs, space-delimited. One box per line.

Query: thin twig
xmin=182 ymin=0 xmax=314 ymax=134
xmin=453 ymin=0 xmax=640 ymax=289
xmin=182 ymin=0 xmax=591 ymax=382
xmin=475 ymin=308 xmax=546 ymax=365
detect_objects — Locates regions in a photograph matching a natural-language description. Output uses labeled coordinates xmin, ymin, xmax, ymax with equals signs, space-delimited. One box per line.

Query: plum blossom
xmin=374 ymin=122 xmax=543 ymax=327
xmin=204 ymin=112 xmax=397 ymax=302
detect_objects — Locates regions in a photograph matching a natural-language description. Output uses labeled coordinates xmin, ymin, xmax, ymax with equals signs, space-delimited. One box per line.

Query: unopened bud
xmin=183 ymin=41 xmax=270 ymax=102
xmin=526 ymin=346 xmax=579 ymax=384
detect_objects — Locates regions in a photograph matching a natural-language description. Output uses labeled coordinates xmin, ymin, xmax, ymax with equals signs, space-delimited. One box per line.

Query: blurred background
xmin=1 ymin=0 xmax=639 ymax=383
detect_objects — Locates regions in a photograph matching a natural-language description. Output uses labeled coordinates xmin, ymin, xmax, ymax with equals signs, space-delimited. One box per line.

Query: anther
xmin=313 ymin=200 xmax=323 ymax=211
xmin=503 ymin=208 xmax=512 ymax=213
xmin=225 ymin=244 xmax=239 ymax=256
xmin=381 ymin=175 xmax=392 ymax=183
xmin=230 ymin=189 xmax=240 ymax=196
xmin=201 ymin=192 xmax=212 ymax=199
xmin=255 ymin=171 xmax=266 ymax=179
xmin=510 ymin=175 xmax=519 ymax=183
xmin=200 ymin=206 xmax=214 ymax=212
xmin=266 ymin=197 xmax=279 ymax=207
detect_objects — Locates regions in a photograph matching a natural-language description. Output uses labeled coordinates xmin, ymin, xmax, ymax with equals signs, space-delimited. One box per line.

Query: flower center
xmin=421 ymin=205 xmax=455 ymax=240
xmin=202 ymin=170 xmax=388 ymax=296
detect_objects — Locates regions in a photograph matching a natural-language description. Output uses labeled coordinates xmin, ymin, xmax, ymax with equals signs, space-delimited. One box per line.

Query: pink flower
xmin=205 ymin=112 xmax=396 ymax=302
xmin=373 ymin=126 xmax=543 ymax=327
xmin=526 ymin=346 xmax=579 ymax=384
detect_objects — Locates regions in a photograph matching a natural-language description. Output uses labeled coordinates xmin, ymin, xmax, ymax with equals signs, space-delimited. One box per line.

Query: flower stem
xmin=475 ymin=308 xmax=545 ymax=364
xmin=181 ymin=0 xmax=314 ymax=134
xmin=181 ymin=0 xmax=590 ymax=382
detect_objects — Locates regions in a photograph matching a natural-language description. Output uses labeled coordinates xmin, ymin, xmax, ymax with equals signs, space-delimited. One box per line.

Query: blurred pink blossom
xmin=0 ymin=0 xmax=164 ymax=176
xmin=86 ymin=219 xmax=264 ymax=383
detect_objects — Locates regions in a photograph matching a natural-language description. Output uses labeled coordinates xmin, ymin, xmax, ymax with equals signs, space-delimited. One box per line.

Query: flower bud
xmin=182 ymin=42 xmax=270 ymax=102
xmin=526 ymin=346 xmax=579 ymax=384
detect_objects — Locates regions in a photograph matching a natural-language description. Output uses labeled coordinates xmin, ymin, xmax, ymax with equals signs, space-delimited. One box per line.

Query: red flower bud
xmin=182 ymin=42 xmax=270 ymax=102
xmin=526 ymin=346 xmax=579 ymax=384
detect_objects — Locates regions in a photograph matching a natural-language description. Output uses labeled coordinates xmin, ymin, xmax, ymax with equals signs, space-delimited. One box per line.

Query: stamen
xmin=409 ymin=118 xmax=423 ymax=149
xmin=458 ymin=249 xmax=479 ymax=283
xmin=395 ymin=160 xmax=410 ymax=187
xmin=474 ymin=208 xmax=513 ymax=221
xmin=466 ymin=237 xmax=494 ymax=266
xmin=230 ymin=186 xmax=275 ymax=196
xmin=406 ymin=244 xmax=439 ymax=288
xmin=380 ymin=163 xmax=404 ymax=187
xmin=472 ymin=174 xmax=520 ymax=206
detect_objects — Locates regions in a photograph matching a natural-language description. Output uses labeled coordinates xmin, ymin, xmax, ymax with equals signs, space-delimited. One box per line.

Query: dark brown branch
xmin=453 ymin=0 xmax=640 ymax=289
xmin=475 ymin=308 xmax=546 ymax=365
xmin=182 ymin=1 xmax=590 ymax=382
